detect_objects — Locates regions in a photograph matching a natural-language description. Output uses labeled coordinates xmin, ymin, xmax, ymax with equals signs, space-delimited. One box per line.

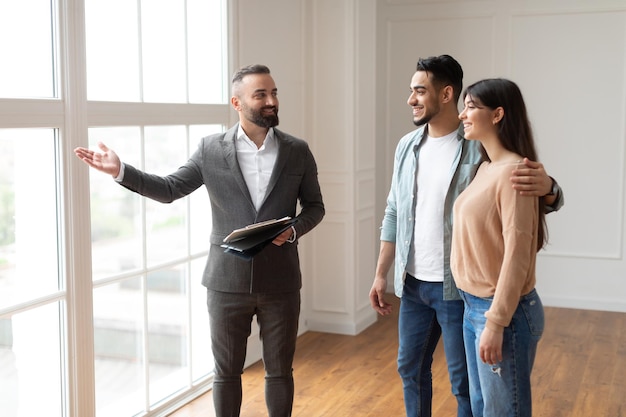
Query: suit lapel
xmin=222 ymin=124 xmax=256 ymax=210
xmin=263 ymin=128 xmax=292 ymax=205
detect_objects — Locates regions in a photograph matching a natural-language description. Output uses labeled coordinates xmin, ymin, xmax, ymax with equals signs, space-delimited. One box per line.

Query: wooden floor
xmin=169 ymin=295 xmax=626 ymax=417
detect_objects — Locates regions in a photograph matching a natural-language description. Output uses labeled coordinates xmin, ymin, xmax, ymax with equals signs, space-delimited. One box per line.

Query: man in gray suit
xmin=75 ymin=64 xmax=325 ymax=417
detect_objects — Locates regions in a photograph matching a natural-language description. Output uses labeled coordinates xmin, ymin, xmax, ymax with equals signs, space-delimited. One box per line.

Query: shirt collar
xmin=236 ymin=124 xmax=275 ymax=149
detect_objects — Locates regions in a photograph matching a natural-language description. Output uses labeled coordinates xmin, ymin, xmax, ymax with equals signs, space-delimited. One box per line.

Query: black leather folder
xmin=221 ymin=217 xmax=297 ymax=260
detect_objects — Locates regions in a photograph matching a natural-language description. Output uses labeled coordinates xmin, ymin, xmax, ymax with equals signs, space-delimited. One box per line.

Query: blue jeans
xmin=458 ymin=289 xmax=544 ymax=417
xmin=207 ymin=289 xmax=300 ymax=417
xmin=398 ymin=276 xmax=472 ymax=417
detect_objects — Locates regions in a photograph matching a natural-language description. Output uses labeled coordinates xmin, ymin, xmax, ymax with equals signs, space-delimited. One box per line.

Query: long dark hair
xmin=463 ymin=78 xmax=547 ymax=250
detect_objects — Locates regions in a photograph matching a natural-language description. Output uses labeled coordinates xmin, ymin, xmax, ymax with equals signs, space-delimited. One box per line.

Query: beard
xmin=412 ymin=102 xmax=439 ymax=127
xmin=244 ymin=105 xmax=279 ymax=128
xmin=413 ymin=114 xmax=432 ymax=127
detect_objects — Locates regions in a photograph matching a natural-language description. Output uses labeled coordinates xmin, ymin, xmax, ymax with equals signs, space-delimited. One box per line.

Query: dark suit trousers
xmin=207 ymin=289 xmax=301 ymax=417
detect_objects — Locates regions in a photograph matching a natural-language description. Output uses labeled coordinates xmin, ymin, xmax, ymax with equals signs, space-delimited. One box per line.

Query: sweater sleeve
xmin=484 ymin=171 xmax=538 ymax=331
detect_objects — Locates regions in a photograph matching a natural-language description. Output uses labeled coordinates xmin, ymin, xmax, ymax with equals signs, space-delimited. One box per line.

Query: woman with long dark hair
xmin=451 ymin=78 xmax=547 ymax=417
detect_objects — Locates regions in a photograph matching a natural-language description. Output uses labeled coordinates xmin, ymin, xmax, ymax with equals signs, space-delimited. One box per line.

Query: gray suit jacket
xmin=120 ymin=124 xmax=325 ymax=293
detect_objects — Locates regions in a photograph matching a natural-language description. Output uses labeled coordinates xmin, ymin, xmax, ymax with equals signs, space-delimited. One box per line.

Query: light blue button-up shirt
xmin=381 ymin=124 xmax=482 ymax=300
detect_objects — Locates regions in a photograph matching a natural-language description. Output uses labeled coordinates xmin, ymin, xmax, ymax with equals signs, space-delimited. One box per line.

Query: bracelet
xmin=286 ymin=226 xmax=297 ymax=243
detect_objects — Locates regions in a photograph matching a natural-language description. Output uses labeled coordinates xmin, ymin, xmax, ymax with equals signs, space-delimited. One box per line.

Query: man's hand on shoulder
xmin=510 ymin=158 xmax=552 ymax=197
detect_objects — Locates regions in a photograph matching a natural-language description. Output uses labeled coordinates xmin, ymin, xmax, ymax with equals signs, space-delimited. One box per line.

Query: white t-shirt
xmin=406 ymin=131 xmax=459 ymax=282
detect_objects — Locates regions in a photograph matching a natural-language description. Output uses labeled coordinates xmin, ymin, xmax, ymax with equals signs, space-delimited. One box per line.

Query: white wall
xmin=234 ymin=0 xmax=626 ymax=347
xmin=233 ymin=0 xmax=380 ymax=338
xmin=376 ymin=0 xmax=626 ymax=313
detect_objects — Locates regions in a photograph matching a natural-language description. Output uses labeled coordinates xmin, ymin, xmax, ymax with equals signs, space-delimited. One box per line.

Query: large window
xmin=0 ymin=1 xmax=230 ymax=416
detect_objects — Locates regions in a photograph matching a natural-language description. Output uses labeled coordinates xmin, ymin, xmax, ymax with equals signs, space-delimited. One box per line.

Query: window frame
xmin=0 ymin=0 xmax=235 ymax=415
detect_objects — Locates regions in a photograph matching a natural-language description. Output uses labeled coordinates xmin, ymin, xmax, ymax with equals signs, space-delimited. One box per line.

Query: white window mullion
xmin=59 ymin=0 xmax=96 ymax=416
xmin=142 ymin=271 xmax=150 ymax=412
xmin=0 ymin=99 xmax=64 ymax=127
xmin=137 ymin=0 xmax=145 ymax=102
xmin=184 ymin=0 xmax=190 ymax=104
xmin=185 ymin=125 xmax=193 ymax=387
xmin=139 ymin=125 xmax=150 ymax=411
xmin=86 ymin=101 xmax=231 ymax=127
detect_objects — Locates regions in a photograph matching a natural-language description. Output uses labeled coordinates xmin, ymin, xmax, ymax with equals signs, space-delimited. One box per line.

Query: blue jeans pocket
xmin=519 ymin=289 xmax=545 ymax=338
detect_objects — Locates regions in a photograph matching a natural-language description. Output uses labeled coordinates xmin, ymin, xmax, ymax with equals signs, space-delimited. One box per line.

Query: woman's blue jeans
xmin=398 ymin=276 xmax=472 ymax=417
xmin=458 ymin=289 xmax=544 ymax=417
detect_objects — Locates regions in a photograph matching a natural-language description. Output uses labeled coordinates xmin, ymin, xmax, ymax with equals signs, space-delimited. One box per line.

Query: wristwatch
xmin=545 ymin=177 xmax=558 ymax=196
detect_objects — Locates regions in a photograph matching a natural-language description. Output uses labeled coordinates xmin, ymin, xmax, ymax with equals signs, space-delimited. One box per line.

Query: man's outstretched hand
xmin=74 ymin=142 xmax=122 ymax=177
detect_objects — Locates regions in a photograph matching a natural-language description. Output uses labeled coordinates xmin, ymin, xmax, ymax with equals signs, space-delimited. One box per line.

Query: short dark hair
xmin=231 ymin=64 xmax=271 ymax=85
xmin=416 ymin=55 xmax=464 ymax=102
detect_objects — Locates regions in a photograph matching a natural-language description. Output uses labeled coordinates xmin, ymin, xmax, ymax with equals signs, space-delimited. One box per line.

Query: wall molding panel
xmin=302 ymin=0 xmax=379 ymax=334
xmin=376 ymin=0 xmax=626 ymax=313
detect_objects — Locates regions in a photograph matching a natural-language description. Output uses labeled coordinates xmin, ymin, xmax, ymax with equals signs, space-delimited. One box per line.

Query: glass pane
xmin=85 ymin=0 xmax=226 ymax=103
xmin=0 ymin=130 xmax=59 ymax=311
xmin=190 ymin=258 xmax=212 ymax=381
xmin=141 ymin=0 xmax=187 ymax=103
xmin=187 ymin=0 xmax=227 ymax=103
xmin=88 ymin=128 xmax=143 ymax=280
xmin=147 ymin=265 xmax=188 ymax=404
xmin=188 ymin=188 xmax=211 ymax=256
xmin=0 ymin=0 xmax=55 ymax=98
xmin=145 ymin=126 xmax=188 ymax=266
xmin=94 ymin=278 xmax=145 ymax=417
xmin=85 ymin=0 xmax=141 ymax=101
xmin=1 ymin=303 xmax=64 ymax=417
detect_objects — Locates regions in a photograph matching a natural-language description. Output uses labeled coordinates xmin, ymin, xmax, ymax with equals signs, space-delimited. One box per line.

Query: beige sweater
xmin=451 ymin=161 xmax=538 ymax=332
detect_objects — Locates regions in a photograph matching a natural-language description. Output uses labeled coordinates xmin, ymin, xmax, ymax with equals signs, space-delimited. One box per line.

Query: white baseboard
xmin=541 ymin=296 xmax=626 ymax=313
xmin=305 ymin=310 xmax=377 ymax=336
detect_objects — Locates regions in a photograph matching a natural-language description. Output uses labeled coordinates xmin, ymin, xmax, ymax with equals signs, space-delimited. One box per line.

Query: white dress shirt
xmin=236 ymin=125 xmax=278 ymax=211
